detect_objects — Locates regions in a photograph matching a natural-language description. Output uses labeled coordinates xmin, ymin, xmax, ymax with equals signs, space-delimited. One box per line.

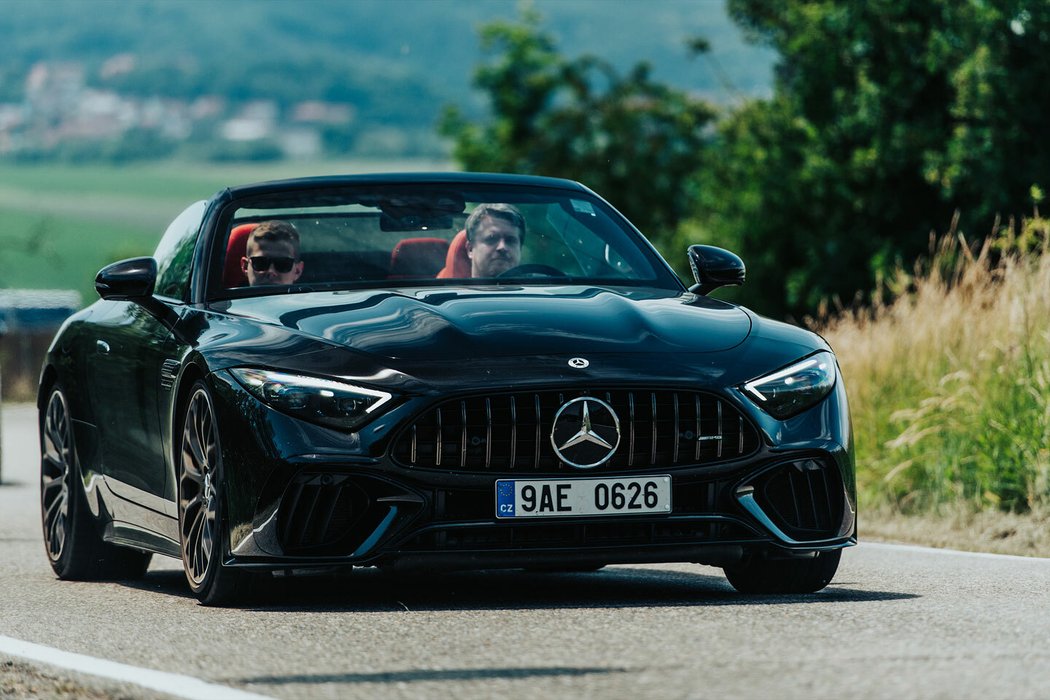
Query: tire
xmin=178 ymin=381 xmax=247 ymax=606
xmin=723 ymin=549 xmax=841 ymax=594
xmin=40 ymin=386 xmax=152 ymax=580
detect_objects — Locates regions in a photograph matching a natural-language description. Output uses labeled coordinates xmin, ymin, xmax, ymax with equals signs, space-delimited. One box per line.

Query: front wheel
xmin=723 ymin=549 xmax=841 ymax=594
xmin=40 ymin=386 xmax=151 ymax=580
xmin=178 ymin=381 xmax=246 ymax=605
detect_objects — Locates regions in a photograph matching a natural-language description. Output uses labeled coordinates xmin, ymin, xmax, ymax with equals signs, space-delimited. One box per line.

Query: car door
xmin=89 ymin=302 xmax=180 ymax=501
xmin=89 ymin=201 xmax=207 ymax=512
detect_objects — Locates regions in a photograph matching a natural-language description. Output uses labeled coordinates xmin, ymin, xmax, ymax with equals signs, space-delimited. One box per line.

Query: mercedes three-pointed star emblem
xmin=550 ymin=397 xmax=621 ymax=469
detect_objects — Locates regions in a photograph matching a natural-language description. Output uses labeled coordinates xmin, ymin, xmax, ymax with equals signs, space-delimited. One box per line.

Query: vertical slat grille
xmin=753 ymin=459 xmax=844 ymax=538
xmin=533 ymin=395 xmax=542 ymax=471
xmin=649 ymin=392 xmax=658 ymax=466
xmin=509 ymin=396 xmax=517 ymax=468
xmin=460 ymin=401 xmax=467 ymax=468
xmin=485 ymin=398 xmax=492 ymax=469
xmin=277 ymin=474 xmax=370 ymax=554
xmin=628 ymin=393 xmax=636 ymax=467
xmin=392 ymin=389 xmax=761 ymax=473
xmin=435 ymin=407 xmax=442 ymax=467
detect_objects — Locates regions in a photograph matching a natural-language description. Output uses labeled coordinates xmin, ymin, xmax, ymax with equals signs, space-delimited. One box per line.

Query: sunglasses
xmin=247 ymin=256 xmax=297 ymax=273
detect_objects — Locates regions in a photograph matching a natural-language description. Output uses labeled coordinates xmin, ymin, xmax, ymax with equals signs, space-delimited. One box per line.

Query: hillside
xmin=0 ymin=0 xmax=774 ymax=159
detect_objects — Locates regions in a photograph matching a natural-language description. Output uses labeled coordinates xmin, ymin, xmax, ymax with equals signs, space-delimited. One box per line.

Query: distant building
xmin=221 ymin=100 xmax=278 ymax=141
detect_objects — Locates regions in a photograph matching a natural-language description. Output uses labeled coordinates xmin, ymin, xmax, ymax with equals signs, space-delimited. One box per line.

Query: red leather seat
xmin=388 ymin=237 xmax=450 ymax=279
xmin=223 ymin=223 xmax=257 ymax=287
xmin=436 ymin=230 xmax=471 ymax=279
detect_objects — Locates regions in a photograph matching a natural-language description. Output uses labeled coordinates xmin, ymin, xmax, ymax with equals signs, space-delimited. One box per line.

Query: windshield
xmin=213 ymin=182 xmax=679 ymax=297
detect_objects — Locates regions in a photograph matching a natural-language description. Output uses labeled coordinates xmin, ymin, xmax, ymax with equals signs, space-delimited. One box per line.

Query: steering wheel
xmin=497 ymin=264 xmax=566 ymax=278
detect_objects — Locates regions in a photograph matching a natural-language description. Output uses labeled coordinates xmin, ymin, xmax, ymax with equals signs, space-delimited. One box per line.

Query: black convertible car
xmin=39 ymin=173 xmax=855 ymax=604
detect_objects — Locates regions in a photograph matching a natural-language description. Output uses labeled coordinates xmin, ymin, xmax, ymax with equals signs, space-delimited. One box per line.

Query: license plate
xmin=495 ymin=475 xmax=671 ymax=519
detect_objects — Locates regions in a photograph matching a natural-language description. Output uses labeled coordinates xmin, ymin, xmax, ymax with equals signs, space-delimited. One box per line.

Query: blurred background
xmin=1 ymin=0 xmax=1049 ymax=535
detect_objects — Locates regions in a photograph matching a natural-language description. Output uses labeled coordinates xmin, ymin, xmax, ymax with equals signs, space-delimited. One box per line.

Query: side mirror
xmin=687 ymin=245 xmax=745 ymax=295
xmin=95 ymin=257 xmax=157 ymax=301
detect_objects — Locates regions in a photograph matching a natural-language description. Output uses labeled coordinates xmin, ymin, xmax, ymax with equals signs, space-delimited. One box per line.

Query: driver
xmin=465 ymin=203 xmax=524 ymax=277
xmin=241 ymin=220 xmax=305 ymax=286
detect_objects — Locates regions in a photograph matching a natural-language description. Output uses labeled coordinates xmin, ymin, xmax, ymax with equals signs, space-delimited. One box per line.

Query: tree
xmin=440 ymin=9 xmax=716 ymax=255
xmin=707 ymin=0 xmax=1050 ymax=317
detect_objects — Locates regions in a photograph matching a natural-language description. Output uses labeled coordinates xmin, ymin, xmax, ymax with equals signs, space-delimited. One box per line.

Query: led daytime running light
xmin=741 ymin=353 xmax=836 ymax=419
xmin=230 ymin=368 xmax=393 ymax=430
xmin=743 ymin=357 xmax=821 ymax=402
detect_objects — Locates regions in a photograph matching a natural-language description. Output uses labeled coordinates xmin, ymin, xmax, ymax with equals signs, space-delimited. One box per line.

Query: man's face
xmin=467 ymin=215 xmax=522 ymax=277
xmin=242 ymin=238 xmax=304 ymax=286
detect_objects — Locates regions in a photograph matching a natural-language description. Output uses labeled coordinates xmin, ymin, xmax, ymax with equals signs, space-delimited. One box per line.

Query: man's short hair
xmin=465 ymin=203 xmax=526 ymax=244
xmin=248 ymin=220 xmax=301 ymax=257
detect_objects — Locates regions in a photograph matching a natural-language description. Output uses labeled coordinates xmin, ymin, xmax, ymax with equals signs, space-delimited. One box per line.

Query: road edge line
xmin=0 ymin=635 xmax=272 ymax=700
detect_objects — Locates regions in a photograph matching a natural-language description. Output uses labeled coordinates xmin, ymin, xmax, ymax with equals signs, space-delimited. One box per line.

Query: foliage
xmin=703 ymin=0 xmax=1050 ymax=317
xmin=439 ymin=9 xmax=716 ymax=253
xmin=821 ymin=214 xmax=1050 ymax=513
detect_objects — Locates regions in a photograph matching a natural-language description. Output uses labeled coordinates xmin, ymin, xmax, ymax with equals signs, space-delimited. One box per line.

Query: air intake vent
xmin=277 ymin=473 xmax=371 ymax=555
xmin=752 ymin=459 xmax=844 ymax=539
xmin=392 ymin=389 xmax=760 ymax=473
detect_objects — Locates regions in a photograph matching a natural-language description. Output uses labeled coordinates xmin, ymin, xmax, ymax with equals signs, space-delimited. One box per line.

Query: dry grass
xmin=818 ymin=212 xmax=1050 ymax=517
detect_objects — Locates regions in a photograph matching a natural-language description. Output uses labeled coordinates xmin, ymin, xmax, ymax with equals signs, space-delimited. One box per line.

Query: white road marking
xmin=862 ymin=540 xmax=1050 ymax=563
xmin=0 ymin=635 xmax=273 ymax=700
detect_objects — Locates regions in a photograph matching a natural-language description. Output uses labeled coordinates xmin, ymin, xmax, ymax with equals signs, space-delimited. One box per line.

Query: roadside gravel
xmin=0 ymin=659 xmax=166 ymax=700
xmin=862 ymin=508 xmax=1050 ymax=558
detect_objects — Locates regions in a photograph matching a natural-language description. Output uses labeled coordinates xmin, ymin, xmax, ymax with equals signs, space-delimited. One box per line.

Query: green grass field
xmin=0 ymin=159 xmax=453 ymax=301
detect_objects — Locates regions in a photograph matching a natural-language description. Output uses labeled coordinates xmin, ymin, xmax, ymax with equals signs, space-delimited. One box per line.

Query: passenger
xmin=465 ymin=203 xmax=524 ymax=277
xmin=241 ymin=220 xmax=305 ymax=286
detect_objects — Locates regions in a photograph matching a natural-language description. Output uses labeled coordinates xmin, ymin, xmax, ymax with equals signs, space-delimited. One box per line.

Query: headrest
xmin=436 ymin=230 xmax=471 ymax=279
xmin=223 ymin=223 xmax=257 ymax=287
xmin=388 ymin=237 xmax=450 ymax=279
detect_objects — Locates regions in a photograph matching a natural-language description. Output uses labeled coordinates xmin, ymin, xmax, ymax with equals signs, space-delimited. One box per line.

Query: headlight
xmin=741 ymin=352 xmax=836 ymax=419
xmin=230 ymin=368 xmax=393 ymax=431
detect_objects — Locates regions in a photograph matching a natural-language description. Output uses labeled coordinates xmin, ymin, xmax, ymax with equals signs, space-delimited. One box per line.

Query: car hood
xmin=219 ymin=286 xmax=752 ymax=362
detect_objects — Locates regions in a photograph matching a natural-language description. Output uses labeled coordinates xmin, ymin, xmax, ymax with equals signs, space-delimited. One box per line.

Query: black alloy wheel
xmin=178 ymin=381 xmax=246 ymax=605
xmin=40 ymin=386 xmax=151 ymax=580
xmin=723 ymin=548 xmax=841 ymax=594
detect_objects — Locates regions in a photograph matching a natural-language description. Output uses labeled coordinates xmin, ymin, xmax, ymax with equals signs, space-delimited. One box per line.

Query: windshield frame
xmin=201 ymin=177 xmax=685 ymax=302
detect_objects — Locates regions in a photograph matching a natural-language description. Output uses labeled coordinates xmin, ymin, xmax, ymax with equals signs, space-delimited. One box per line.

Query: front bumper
xmin=223 ymin=454 xmax=856 ymax=571
xmin=210 ymin=373 xmax=857 ymax=572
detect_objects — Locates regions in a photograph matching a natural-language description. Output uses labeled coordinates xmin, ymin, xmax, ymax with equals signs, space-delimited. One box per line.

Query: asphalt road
xmin=2 ymin=402 xmax=1049 ymax=700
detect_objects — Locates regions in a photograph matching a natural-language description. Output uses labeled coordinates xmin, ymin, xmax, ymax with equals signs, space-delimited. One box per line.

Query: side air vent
xmin=159 ymin=359 xmax=180 ymax=391
xmin=392 ymin=389 xmax=760 ymax=473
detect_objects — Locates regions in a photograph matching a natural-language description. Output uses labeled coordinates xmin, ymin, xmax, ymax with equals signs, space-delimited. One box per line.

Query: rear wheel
xmin=723 ymin=549 xmax=841 ymax=594
xmin=178 ymin=381 xmax=247 ymax=605
xmin=40 ymin=386 xmax=151 ymax=580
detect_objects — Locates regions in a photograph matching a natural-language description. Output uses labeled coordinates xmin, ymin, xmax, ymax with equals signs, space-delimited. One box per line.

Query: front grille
xmin=752 ymin=459 xmax=844 ymax=539
xmin=392 ymin=389 xmax=760 ymax=473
